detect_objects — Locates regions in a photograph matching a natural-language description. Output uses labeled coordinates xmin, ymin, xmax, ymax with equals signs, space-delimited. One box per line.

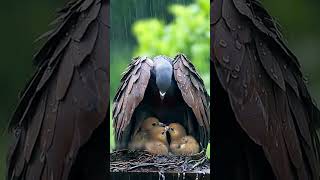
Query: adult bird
xmin=112 ymin=54 xmax=210 ymax=152
xmin=6 ymin=0 xmax=109 ymax=180
xmin=212 ymin=0 xmax=320 ymax=180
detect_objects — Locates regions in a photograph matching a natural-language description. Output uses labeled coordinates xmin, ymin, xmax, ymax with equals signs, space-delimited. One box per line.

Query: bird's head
xmin=148 ymin=126 xmax=168 ymax=144
xmin=167 ymin=123 xmax=187 ymax=141
xmin=153 ymin=55 xmax=173 ymax=101
xmin=141 ymin=117 xmax=165 ymax=131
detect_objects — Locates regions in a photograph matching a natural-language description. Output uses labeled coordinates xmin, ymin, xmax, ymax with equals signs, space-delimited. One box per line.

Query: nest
xmin=110 ymin=149 xmax=210 ymax=173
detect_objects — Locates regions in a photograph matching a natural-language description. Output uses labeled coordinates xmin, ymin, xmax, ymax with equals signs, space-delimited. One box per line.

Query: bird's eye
xmin=170 ymin=128 xmax=174 ymax=131
xmin=161 ymin=131 xmax=165 ymax=135
xmin=152 ymin=123 xmax=156 ymax=126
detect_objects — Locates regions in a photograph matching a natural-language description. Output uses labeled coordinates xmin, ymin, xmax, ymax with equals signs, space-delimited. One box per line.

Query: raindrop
xmin=270 ymin=68 xmax=274 ymax=73
xmin=219 ymin=40 xmax=227 ymax=48
xmin=243 ymin=82 xmax=247 ymax=88
xmin=123 ymin=15 xmax=128 ymax=41
xmin=283 ymin=65 xmax=287 ymax=69
xmin=40 ymin=151 xmax=45 ymax=162
xmin=259 ymin=42 xmax=263 ymax=46
xmin=237 ymin=25 xmax=242 ymax=29
xmin=231 ymin=73 xmax=238 ymax=79
xmin=226 ymin=72 xmax=231 ymax=83
xmin=235 ymin=40 xmax=242 ymax=50
xmin=262 ymin=51 xmax=267 ymax=56
xmin=273 ymin=73 xmax=278 ymax=79
xmin=14 ymin=129 xmax=20 ymax=137
xmin=258 ymin=74 xmax=262 ymax=78
xmin=235 ymin=65 xmax=240 ymax=72
xmin=222 ymin=56 xmax=230 ymax=63
xmin=149 ymin=2 xmax=152 ymax=16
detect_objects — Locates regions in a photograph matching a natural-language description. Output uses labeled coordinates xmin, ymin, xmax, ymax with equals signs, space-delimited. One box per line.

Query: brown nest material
xmin=110 ymin=149 xmax=210 ymax=173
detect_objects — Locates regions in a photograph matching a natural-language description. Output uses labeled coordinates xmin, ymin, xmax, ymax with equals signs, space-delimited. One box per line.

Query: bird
xmin=113 ymin=54 xmax=210 ymax=152
xmin=144 ymin=126 xmax=169 ymax=155
xmin=6 ymin=0 xmax=109 ymax=180
xmin=128 ymin=117 xmax=164 ymax=150
xmin=212 ymin=0 xmax=320 ymax=180
xmin=167 ymin=123 xmax=200 ymax=155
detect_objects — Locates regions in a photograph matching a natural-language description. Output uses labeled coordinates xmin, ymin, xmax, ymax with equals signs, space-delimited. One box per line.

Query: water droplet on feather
xmin=223 ymin=56 xmax=230 ymax=63
xmin=235 ymin=41 xmax=242 ymax=50
xmin=219 ymin=40 xmax=227 ymax=48
xmin=235 ymin=65 xmax=240 ymax=72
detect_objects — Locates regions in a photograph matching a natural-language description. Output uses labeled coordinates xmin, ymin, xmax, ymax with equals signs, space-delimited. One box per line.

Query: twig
xmin=127 ymin=162 xmax=177 ymax=170
xmin=191 ymin=157 xmax=207 ymax=169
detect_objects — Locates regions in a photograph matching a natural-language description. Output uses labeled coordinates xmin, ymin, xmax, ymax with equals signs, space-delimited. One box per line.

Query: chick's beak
xmin=159 ymin=122 xmax=166 ymax=127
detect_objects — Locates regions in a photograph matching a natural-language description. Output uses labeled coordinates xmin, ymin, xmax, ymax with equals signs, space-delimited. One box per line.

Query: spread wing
xmin=7 ymin=0 xmax=109 ymax=179
xmin=112 ymin=56 xmax=153 ymax=149
xmin=173 ymin=54 xmax=210 ymax=149
xmin=212 ymin=0 xmax=320 ymax=179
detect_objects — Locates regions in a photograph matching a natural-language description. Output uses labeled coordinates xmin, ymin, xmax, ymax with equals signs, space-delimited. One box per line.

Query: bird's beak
xmin=159 ymin=91 xmax=166 ymax=100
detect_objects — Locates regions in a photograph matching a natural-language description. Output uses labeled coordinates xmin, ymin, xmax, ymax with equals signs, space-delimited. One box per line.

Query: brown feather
xmin=173 ymin=54 xmax=210 ymax=148
xmin=112 ymin=57 xmax=153 ymax=148
xmin=212 ymin=0 xmax=320 ymax=179
xmin=7 ymin=0 xmax=109 ymax=180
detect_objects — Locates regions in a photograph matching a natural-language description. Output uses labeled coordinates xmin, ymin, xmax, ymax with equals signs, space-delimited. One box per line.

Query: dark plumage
xmin=212 ymin=0 xmax=320 ymax=179
xmin=153 ymin=56 xmax=174 ymax=100
xmin=113 ymin=54 xmax=210 ymax=152
xmin=6 ymin=0 xmax=109 ymax=180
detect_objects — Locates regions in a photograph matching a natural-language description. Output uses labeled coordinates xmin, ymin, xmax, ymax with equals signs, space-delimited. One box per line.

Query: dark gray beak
xmin=159 ymin=91 xmax=166 ymax=100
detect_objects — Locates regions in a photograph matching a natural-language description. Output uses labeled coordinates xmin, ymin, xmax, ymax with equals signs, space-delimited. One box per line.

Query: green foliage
xmin=132 ymin=0 xmax=210 ymax=93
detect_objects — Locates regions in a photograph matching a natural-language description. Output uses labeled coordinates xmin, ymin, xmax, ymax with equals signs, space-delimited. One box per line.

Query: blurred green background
xmin=0 ymin=0 xmax=319 ymax=179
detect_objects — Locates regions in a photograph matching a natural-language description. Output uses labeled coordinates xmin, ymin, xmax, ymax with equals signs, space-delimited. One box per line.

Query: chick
xmin=168 ymin=123 xmax=200 ymax=156
xmin=144 ymin=126 xmax=169 ymax=155
xmin=128 ymin=117 xmax=164 ymax=150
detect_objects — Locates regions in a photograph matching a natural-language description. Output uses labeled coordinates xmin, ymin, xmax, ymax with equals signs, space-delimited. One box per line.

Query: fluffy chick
xmin=128 ymin=117 xmax=163 ymax=150
xmin=168 ymin=123 xmax=200 ymax=156
xmin=145 ymin=126 xmax=169 ymax=155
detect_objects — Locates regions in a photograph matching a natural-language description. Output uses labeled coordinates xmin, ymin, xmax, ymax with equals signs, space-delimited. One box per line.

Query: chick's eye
xmin=152 ymin=123 xmax=156 ymax=126
xmin=170 ymin=128 xmax=174 ymax=131
xmin=161 ymin=131 xmax=165 ymax=135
